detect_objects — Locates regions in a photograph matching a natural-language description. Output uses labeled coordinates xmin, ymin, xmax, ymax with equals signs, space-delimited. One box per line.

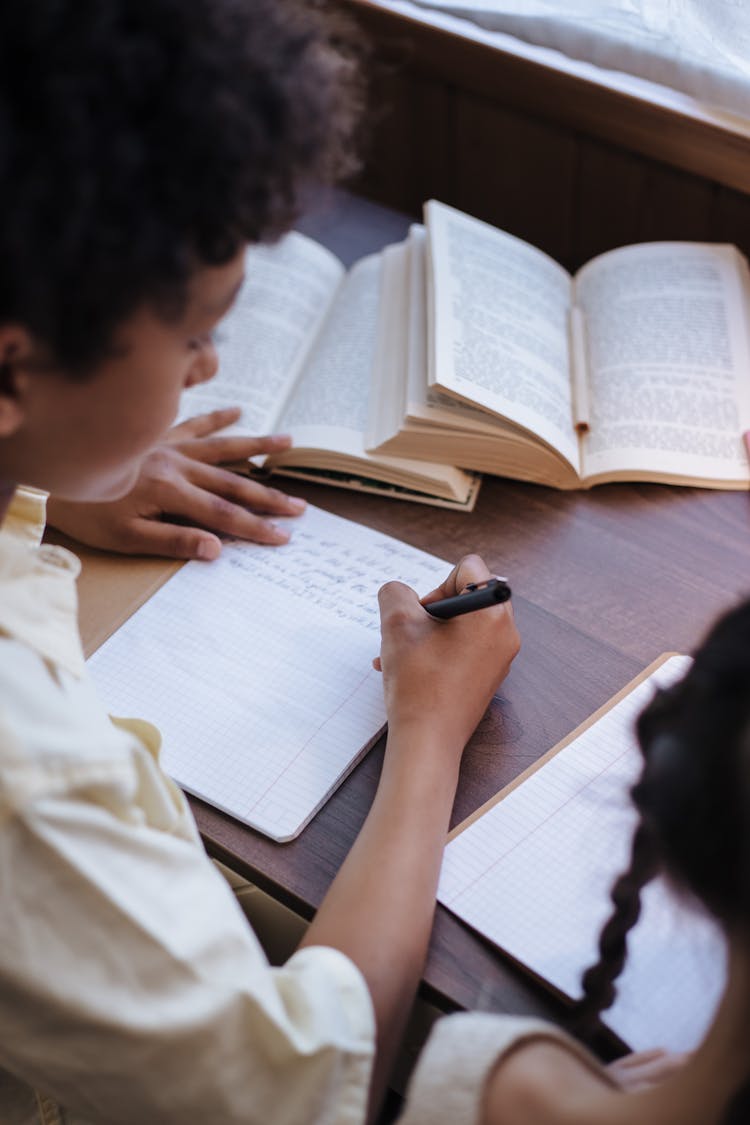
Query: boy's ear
xmin=0 ymin=325 xmax=36 ymax=438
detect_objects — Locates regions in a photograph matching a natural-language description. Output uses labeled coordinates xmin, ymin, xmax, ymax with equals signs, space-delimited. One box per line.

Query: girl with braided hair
xmin=400 ymin=600 xmax=750 ymax=1124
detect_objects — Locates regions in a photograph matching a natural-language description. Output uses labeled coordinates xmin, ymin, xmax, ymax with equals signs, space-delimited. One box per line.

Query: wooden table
xmin=70 ymin=191 xmax=750 ymax=1040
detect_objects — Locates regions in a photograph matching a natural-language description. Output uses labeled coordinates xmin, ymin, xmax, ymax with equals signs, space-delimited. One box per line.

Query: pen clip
xmin=463 ymin=576 xmax=508 ymax=593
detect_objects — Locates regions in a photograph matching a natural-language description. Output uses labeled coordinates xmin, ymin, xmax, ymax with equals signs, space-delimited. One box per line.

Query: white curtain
xmin=407 ymin=1 xmax=750 ymax=116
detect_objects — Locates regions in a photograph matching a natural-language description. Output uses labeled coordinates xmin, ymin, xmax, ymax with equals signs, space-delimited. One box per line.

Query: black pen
xmin=423 ymin=576 xmax=511 ymax=619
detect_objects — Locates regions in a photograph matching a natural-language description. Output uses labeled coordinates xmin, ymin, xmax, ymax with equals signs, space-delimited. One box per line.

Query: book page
xmin=276 ymin=253 xmax=381 ymax=455
xmin=426 ymin=200 xmax=580 ymax=470
xmin=577 ymin=243 xmax=750 ymax=484
xmin=365 ymin=229 xmax=501 ymax=455
xmin=409 ymin=227 xmax=513 ymax=436
xmin=177 ymin=232 xmax=344 ymax=435
xmin=87 ymin=504 xmax=450 ymax=842
xmin=438 ymin=656 xmax=726 ymax=1053
xmin=364 ymin=240 xmax=412 ymax=451
xmin=274 ymin=250 xmax=462 ymax=496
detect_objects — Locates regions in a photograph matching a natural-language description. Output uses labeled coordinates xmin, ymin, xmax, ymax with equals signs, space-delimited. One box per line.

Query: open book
xmin=367 ymin=201 xmax=750 ymax=489
xmin=86 ymin=504 xmax=450 ymax=842
xmin=437 ymin=655 xmax=727 ymax=1053
xmin=178 ymin=231 xmax=480 ymax=510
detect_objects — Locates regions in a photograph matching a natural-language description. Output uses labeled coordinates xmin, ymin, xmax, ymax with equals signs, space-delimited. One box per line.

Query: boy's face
xmin=0 ymin=249 xmax=246 ymax=502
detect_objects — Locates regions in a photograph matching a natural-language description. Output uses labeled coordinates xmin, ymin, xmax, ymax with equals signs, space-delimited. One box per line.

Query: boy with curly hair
xmin=0 ymin=3 xmax=519 ymax=1122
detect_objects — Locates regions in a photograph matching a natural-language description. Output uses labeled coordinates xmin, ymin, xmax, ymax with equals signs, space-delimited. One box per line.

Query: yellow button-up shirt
xmin=0 ymin=488 xmax=374 ymax=1125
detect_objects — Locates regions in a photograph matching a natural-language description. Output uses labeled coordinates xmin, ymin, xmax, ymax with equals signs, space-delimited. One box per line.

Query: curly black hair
xmin=0 ymin=0 xmax=362 ymax=374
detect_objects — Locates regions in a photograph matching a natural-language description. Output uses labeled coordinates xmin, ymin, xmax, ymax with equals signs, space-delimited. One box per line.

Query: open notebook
xmin=438 ymin=655 xmax=727 ymax=1053
xmin=87 ymin=505 xmax=449 ymax=841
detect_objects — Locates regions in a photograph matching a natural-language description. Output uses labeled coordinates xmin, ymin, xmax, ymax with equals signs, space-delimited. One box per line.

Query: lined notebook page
xmin=438 ymin=656 xmax=727 ymax=1052
xmin=88 ymin=504 xmax=448 ymax=841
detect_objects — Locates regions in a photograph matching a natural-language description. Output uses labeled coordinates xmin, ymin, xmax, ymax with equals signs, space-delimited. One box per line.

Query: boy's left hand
xmin=46 ymin=408 xmax=306 ymax=559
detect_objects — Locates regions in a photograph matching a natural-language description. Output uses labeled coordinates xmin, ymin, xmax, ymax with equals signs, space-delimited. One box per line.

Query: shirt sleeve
xmin=398 ymin=1011 xmax=619 ymax=1125
xmin=0 ymin=795 xmax=375 ymax=1125
xmin=0 ymin=716 xmax=375 ymax=1125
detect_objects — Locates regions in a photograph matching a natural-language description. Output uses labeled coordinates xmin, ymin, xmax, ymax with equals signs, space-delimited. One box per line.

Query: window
xmin=399 ymin=1 xmax=750 ymax=116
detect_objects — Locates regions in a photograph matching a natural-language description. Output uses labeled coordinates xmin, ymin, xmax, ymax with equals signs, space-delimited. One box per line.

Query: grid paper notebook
xmin=438 ymin=655 xmax=727 ymax=1053
xmin=88 ymin=504 xmax=449 ymax=841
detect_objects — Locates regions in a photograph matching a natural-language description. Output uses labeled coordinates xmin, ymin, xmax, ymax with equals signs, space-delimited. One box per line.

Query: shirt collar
xmin=0 ymin=486 xmax=85 ymax=677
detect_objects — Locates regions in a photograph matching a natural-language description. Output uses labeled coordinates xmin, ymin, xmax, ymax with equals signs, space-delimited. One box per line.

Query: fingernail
xmin=267 ymin=523 xmax=290 ymax=544
xmin=270 ymin=433 xmax=293 ymax=447
xmin=196 ymin=539 xmax=220 ymax=560
xmin=287 ymin=497 xmax=306 ymax=512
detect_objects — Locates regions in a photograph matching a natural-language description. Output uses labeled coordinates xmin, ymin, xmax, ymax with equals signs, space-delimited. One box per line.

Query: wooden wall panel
xmin=628 ymin=162 xmax=716 ymax=245
xmin=711 ymin=184 xmax=750 ymax=258
xmin=357 ymin=73 xmax=730 ymax=268
xmin=571 ymin=142 xmax=716 ymax=269
xmin=452 ymin=94 xmax=577 ymax=267
xmin=359 ymin=66 xmax=453 ymax=218
xmin=571 ymin=141 xmax=649 ymax=266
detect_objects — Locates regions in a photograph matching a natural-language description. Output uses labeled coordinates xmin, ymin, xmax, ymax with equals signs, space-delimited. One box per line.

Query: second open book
xmin=182 ymin=198 xmax=750 ymax=493
xmin=371 ymin=202 xmax=750 ymax=489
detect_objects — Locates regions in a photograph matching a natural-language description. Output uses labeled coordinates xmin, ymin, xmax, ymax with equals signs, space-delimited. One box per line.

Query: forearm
xmin=301 ymin=723 xmax=461 ymax=1117
xmin=303 ymin=561 xmax=519 ymax=1117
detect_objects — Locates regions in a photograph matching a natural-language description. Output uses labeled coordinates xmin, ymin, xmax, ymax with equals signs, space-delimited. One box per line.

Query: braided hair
xmin=574 ymin=819 xmax=659 ymax=1037
xmin=574 ymin=599 xmax=750 ymax=1120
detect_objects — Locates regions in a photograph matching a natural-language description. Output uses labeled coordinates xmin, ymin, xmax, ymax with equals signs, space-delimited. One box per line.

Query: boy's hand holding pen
xmin=375 ymin=554 xmax=519 ymax=756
